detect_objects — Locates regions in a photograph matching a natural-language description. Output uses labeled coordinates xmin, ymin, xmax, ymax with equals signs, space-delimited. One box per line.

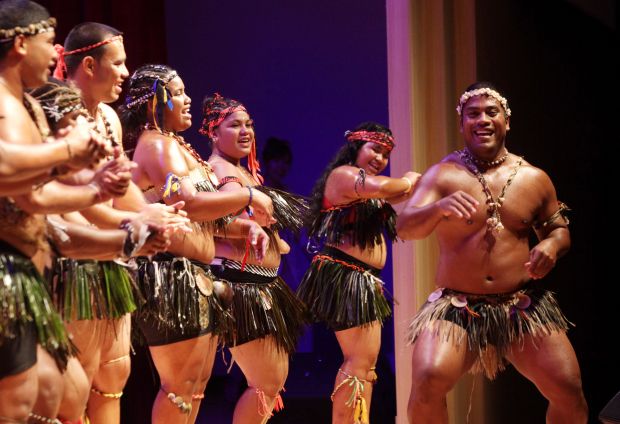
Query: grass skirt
xmin=296 ymin=246 xmax=391 ymax=331
xmin=49 ymin=259 xmax=138 ymax=320
xmin=1 ymin=252 xmax=76 ymax=370
xmin=407 ymin=286 xmax=571 ymax=379
xmin=134 ymin=255 xmax=231 ymax=342
xmin=211 ymin=259 xmax=306 ymax=354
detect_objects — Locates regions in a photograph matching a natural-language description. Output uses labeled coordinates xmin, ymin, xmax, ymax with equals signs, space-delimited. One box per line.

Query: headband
xmin=0 ymin=17 xmax=56 ymax=42
xmin=345 ymin=130 xmax=395 ymax=152
xmin=456 ymin=87 xmax=511 ymax=117
xmin=53 ymin=35 xmax=123 ymax=80
xmin=124 ymin=70 xmax=178 ymax=109
xmin=200 ymin=94 xmax=263 ymax=184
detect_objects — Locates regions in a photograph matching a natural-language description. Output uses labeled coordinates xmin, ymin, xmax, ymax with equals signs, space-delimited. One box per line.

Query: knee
xmin=159 ymin=365 xmax=204 ymax=397
xmin=58 ymin=361 xmax=90 ymax=420
xmin=342 ymin=352 xmax=379 ymax=377
xmin=547 ymin=373 xmax=586 ymax=404
xmin=96 ymin=355 xmax=131 ymax=392
xmin=37 ymin=363 xmax=64 ymax=407
xmin=1 ymin=384 xmax=37 ymax=423
xmin=411 ymin=365 xmax=456 ymax=399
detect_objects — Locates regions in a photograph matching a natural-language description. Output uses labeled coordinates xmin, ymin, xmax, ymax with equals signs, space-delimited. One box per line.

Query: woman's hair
xmin=29 ymin=77 xmax=84 ymax=132
xmin=118 ymin=63 xmax=177 ymax=158
xmin=62 ymin=22 xmax=123 ymax=77
xmin=308 ymin=121 xmax=392 ymax=219
xmin=199 ymin=93 xmax=245 ymax=141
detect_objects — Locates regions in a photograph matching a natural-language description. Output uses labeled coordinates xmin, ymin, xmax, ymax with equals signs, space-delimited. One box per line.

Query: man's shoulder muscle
xmin=0 ymin=93 xmax=40 ymax=145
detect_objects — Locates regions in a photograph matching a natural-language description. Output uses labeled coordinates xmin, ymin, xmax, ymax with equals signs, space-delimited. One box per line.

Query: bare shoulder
xmin=135 ymin=131 xmax=178 ymax=158
xmin=514 ymin=156 xmax=556 ymax=189
xmin=0 ymin=90 xmax=39 ymax=144
xmin=208 ymin=156 xmax=238 ymax=177
xmin=420 ymin=152 xmax=466 ymax=184
xmin=328 ymin=165 xmax=360 ymax=181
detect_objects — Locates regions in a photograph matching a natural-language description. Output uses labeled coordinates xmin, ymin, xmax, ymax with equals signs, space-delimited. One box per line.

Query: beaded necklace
xmin=97 ymin=106 xmax=117 ymax=147
xmin=466 ymin=148 xmax=508 ymax=168
xmin=143 ymin=123 xmax=216 ymax=174
xmin=457 ymin=148 xmax=522 ymax=233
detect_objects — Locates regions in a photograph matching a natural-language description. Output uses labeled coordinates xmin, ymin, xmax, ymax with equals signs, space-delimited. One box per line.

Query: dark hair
xmin=63 ymin=22 xmax=123 ymax=77
xmin=118 ymin=63 xmax=176 ymax=158
xmin=463 ymin=81 xmax=500 ymax=92
xmin=0 ymin=0 xmax=50 ymax=59
xmin=200 ymin=93 xmax=245 ymax=141
xmin=29 ymin=77 xmax=83 ymax=132
xmin=308 ymin=121 xmax=392 ymax=219
xmin=459 ymin=81 xmax=510 ymax=119
xmin=262 ymin=137 xmax=292 ymax=163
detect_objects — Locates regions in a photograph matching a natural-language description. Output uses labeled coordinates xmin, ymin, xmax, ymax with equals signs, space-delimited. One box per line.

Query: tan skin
xmin=0 ymin=29 xmax=112 ymax=424
xmin=318 ymin=139 xmax=418 ymax=424
xmin=130 ymin=75 xmax=273 ymax=424
xmin=207 ymin=110 xmax=291 ymax=424
xmin=60 ymin=36 xmax=185 ymax=424
xmin=397 ymin=95 xmax=587 ymax=424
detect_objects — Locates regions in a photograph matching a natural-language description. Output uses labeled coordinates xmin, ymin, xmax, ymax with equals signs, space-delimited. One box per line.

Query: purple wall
xmin=164 ymin=0 xmax=389 ymax=196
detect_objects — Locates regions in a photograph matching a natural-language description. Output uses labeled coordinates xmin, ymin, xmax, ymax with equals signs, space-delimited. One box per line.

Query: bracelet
xmin=119 ymin=219 xmax=152 ymax=259
xmin=402 ymin=177 xmax=413 ymax=194
xmin=119 ymin=220 xmax=135 ymax=259
xmin=63 ymin=138 xmax=73 ymax=160
xmin=246 ymin=186 xmax=254 ymax=217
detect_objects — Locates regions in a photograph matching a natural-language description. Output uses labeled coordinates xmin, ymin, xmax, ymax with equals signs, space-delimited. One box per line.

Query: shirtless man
xmin=0 ymin=1 xmax=122 ymax=423
xmin=397 ymin=82 xmax=588 ymax=424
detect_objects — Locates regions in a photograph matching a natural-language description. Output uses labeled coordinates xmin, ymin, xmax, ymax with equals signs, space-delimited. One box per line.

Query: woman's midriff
xmin=328 ymin=236 xmax=387 ymax=270
xmin=167 ymin=231 xmax=216 ymax=264
xmin=214 ymin=236 xmax=282 ymax=269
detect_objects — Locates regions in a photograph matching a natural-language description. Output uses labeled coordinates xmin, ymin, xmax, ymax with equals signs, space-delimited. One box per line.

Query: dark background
xmin=39 ymin=0 xmax=617 ymax=422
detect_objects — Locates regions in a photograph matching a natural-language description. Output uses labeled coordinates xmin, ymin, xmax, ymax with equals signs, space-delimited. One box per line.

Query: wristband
xmin=246 ymin=186 xmax=254 ymax=217
xmin=63 ymin=138 xmax=73 ymax=160
xmin=402 ymin=177 xmax=413 ymax=194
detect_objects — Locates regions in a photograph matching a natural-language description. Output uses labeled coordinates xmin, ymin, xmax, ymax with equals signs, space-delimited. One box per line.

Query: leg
xmin=31 ymin=346 xmax=64 ymax=422
xmin=0 ymin=324 xmax=38 ymax=423
xmin=506 ymin=331 xmax=587 ymax=424
xmin=331 ymin=322 xmax=382 ymax=424
xmin=407 ymin=322 xmax=476 ymax=424
xmin=149 ymin=333 xmax=218 ymax=424
xmin=56 ymin=357 xmax=89 ymax=421
xmin=87 ymin=316 xmax=131 ymax=424
xmin=230 ymin=336 xmax=289 ymax=424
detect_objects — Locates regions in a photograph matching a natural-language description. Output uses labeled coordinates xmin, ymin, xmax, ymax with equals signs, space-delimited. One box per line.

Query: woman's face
xmin=161 ymin=75 xmax=192 ymax=132
xmin=354 ymin=141 xmax=390 ymax=175
xmin=212 ymin=110 xmax=254 ymax=160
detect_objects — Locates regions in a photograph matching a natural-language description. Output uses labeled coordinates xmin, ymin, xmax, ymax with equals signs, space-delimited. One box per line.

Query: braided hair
xmin=118 ymin=64 xmax=177 ymax=158
xmin=199 ymin=93 xmax=245 ymax=141
xmin=308 ymin=121 xmax=393 ymax=219
xmin=29 ymin=78 xmax=84 ymax=132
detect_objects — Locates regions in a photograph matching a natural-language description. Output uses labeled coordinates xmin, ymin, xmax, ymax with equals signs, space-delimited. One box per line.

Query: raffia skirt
xmin=297 ymin=246 xmax=391 ymax=331
xmin=407 ymin=285 xmax=571 ymax=379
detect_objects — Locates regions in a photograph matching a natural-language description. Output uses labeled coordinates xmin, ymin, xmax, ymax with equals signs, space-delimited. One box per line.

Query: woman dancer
xmin=297 ymin=122 xmax=419 ymax=423
xmin=119 ymin=64 xmax=274 ymax=424
xmin=201 ymin=93 xmax=307 ymax=423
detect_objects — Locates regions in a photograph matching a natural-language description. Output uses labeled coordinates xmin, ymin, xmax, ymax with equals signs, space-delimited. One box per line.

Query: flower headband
xmin=53 ymin=35 xmax=123 ymax=80
xmin=456 ymin=87 xmax=511 ymax=117
xmin=0 ymin=17 xmax=57 ymax=42
xmin=345 ymin=130 xmax=395 ymax=152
